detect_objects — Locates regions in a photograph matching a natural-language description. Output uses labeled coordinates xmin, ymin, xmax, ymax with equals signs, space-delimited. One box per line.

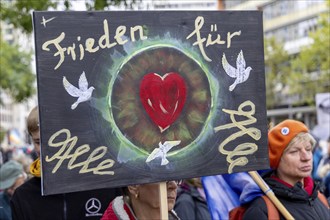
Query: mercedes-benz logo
xmin=85 ymin=198 xmax=101 ymax=214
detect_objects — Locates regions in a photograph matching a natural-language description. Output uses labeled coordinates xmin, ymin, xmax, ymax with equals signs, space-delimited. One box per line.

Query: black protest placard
xmin=33 ymin=11 xmax=268 ymax=195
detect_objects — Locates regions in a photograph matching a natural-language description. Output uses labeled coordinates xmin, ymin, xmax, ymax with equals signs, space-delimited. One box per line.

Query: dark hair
xmin=121 ymin=187 xmax=129 ymax=196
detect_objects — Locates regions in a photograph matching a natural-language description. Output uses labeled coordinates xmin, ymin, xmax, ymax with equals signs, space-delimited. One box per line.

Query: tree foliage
xmin=289 ymin=0 xmax=330 ymax=105
xmin=264 ymin=37 xmax=291 ymax=108
xmin=265 ymin=0 xmax=330 ymax=107
xmin=88 ymin=0 xmax=138 ymax=10
xmin=0 ymin=35 xmax=35 ymax=103
xmin=1 ymin=0 xmax=57 ymax=34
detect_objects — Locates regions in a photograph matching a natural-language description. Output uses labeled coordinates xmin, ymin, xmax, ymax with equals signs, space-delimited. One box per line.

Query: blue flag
xmin=202 ymin=172 xmax=265 ymax=220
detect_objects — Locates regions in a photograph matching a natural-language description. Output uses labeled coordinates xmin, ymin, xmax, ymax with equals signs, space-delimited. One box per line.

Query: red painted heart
xmin=140 ymin=72 xmax=187 ymax=132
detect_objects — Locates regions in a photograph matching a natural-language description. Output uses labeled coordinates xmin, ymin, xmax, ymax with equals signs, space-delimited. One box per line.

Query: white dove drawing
xmin=63 ymin=71 xmax=95 ymax=110
xmin=146 ymin=141 xmax=181 ymax=166
xmin=222 ymin=50 xmax=252 ymax=91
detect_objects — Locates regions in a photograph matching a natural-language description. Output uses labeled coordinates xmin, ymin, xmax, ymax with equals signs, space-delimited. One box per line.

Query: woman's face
xmin=277 ymin=139 xmax=313 ymax=185
xmin=135 ymin=181 xmax=178 ymax=210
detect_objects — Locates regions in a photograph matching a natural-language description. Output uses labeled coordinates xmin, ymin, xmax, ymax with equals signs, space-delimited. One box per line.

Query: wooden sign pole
xmin=159 ymin=182 xmax=169 ymax=220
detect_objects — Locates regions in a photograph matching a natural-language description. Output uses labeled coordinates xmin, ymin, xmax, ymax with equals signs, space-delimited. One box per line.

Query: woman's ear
xmin=127 ymin=185 xmax=139 ymax=196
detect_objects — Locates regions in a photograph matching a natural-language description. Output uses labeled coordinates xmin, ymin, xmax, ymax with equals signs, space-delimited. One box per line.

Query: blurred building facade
xmin=222 ymin=0 xmax=328 ymax=133
xmin=109 ymin=0 xmax=218 ymax=10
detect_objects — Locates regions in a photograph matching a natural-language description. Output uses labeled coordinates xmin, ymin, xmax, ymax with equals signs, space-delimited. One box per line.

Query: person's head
xmin=123 ymin=181 xmax=178 ymax=217
xmin=0 ymin=160 xmax=26 ymax=196
xmin=27 ymin=106 xmax=40 ymax=157
xmin=268 ymin=119 xmax=316 ymax=185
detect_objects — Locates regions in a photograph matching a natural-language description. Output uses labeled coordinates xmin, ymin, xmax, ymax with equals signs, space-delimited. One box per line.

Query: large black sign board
xmin=33 ymin=11 xmax=268 ymax=195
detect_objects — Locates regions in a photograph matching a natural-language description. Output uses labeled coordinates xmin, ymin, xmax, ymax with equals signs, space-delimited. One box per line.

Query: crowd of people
xmin=1 ymin=106 xmax=329 ymax=219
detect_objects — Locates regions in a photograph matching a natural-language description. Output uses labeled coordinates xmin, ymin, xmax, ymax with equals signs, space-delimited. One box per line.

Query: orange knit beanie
xmin=268 ymin=119 xmax=308 ymax=169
